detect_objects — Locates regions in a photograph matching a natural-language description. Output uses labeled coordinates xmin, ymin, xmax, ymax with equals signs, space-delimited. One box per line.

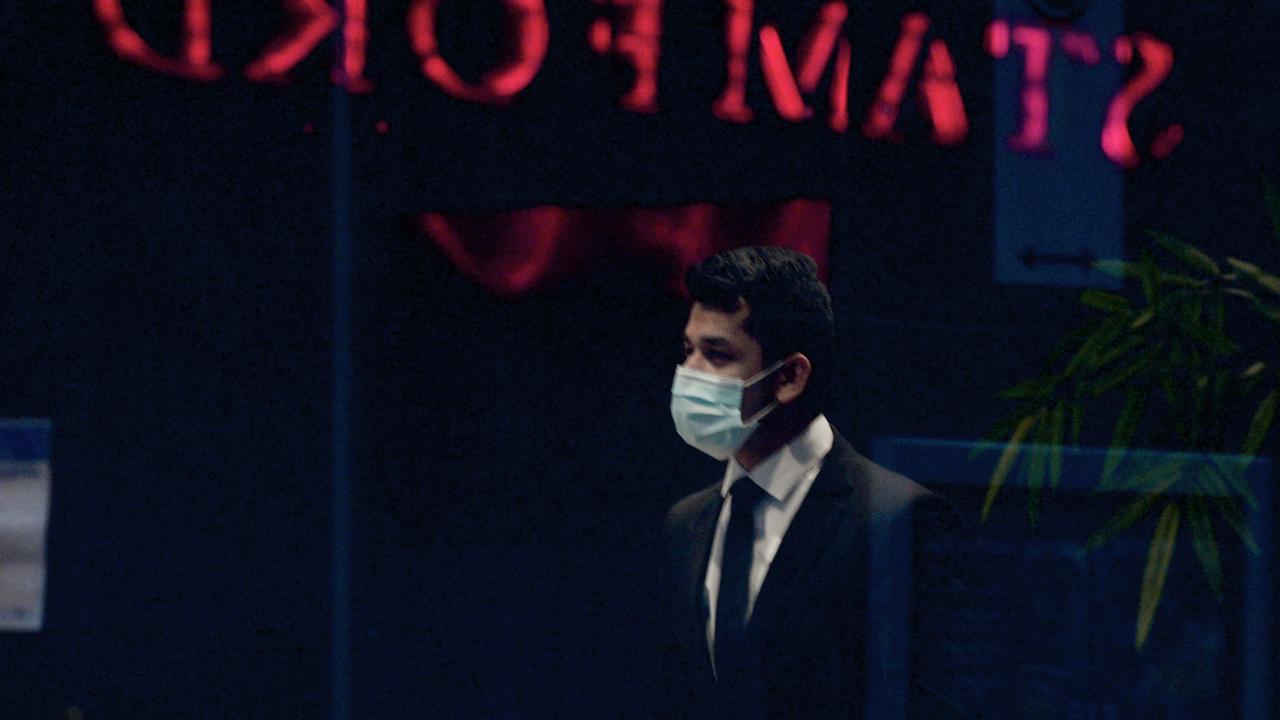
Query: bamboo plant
xmin=978 ymin=181 xmax=1280 ymax=649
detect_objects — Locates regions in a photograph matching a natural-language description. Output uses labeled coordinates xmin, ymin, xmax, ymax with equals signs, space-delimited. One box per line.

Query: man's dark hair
xmin=685 ymin=246 xmax=835 ymax=409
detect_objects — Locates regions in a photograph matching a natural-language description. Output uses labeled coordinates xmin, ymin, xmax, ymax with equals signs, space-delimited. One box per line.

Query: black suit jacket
xmin=661 ymin=428 xmax=967 ymax=720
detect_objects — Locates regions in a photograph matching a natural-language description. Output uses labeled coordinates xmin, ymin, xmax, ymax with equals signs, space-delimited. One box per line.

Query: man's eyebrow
xmin=683 ymin=335 xmax=732 ymax=347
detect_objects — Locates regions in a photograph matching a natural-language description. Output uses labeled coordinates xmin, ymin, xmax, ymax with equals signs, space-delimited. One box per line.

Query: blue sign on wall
xmin=994 ymin=0 xmax=1125 ymax=288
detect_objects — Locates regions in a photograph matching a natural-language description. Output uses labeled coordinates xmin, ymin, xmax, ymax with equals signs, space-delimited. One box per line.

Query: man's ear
xmin=774 ymin=353 xmax=812 ymax=405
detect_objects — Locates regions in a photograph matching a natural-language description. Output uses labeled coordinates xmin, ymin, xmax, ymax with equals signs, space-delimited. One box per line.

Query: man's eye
xmin=707 ymin=351 xmax=731 ymax=362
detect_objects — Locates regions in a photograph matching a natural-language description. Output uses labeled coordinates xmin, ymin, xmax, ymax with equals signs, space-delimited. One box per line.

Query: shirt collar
xmin=719 ymin=414 xmax=835 ymax=502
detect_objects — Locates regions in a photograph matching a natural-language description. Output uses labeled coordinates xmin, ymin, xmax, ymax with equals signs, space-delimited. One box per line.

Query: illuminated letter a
xmin=862 ymin=12 xmax=968 ymax=146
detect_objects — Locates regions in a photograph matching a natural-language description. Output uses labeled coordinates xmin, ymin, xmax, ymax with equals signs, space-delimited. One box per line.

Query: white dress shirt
xmin=703 ymin=413 xmax=835 ymax=664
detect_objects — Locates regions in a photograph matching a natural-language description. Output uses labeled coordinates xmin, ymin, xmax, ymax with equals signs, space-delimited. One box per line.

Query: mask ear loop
xmin=741 ymin=356 xmax=790 ymax=423
xmin=744 ymin=356 xmax=790 ymax=387
xmin=742 ymin=398 xmax=779 ymax=425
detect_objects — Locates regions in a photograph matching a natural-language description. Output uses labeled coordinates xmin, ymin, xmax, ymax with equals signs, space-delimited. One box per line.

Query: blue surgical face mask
xmin=669 ymin=358 xmax=788 ymax=461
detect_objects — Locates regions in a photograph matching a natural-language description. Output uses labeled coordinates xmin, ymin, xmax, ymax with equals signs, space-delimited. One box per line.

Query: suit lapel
xmin=678 ymin=488 xmax=724 ymax=676
xmin=747 ymin=432 xmax=864 ymax=636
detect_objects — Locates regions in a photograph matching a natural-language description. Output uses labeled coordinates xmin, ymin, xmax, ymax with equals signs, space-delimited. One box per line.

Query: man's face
xmin=680 ymin=301 xmax=775 ymax=420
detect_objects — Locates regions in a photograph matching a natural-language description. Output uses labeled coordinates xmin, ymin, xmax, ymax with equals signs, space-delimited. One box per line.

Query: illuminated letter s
xmin=1102 ymin=33 xmax=1180 ymax=168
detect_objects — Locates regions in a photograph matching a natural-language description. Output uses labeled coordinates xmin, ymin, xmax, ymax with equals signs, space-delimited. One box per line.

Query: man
xmin=662 ymin=246 xmax=964 ymax=719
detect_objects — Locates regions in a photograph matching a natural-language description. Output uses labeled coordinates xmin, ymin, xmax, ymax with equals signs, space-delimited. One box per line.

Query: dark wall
xmin=2 ymin=1 xmax=1277 ymax=717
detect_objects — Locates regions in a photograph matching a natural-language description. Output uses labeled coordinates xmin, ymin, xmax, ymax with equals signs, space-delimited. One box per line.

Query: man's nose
xmin=682 ymin=352 xmax=712 ymax=373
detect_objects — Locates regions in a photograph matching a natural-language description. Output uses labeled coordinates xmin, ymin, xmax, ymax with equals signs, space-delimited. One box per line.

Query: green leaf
xmin=1087 ymin=461 xmax=1182 ymax=550
xmin=1147 ymin=230 xmax=1222 ymax=277
xmin=1212 ymin=492 xmax=1261 ymax=555
xmin=1240 ymin=361 xmax=1267 ymax=381
xmin=1203 ymin=456 xmax=1254 ymax=507
xmin=1226 ymin=286 xmax=1280 ymax=324
xmin=1138 ymin=250 xmax=1159 ymax=304
xmin=1046 ymin=324 xmax=1098 ymax=368
xmin=1094 ymin=335 xmax=1145 ymax=370
xmin=1186 ymin=495 xmax=1224 ymax=602
xmin=1160 ymin=272 xmax=1210 ymax=289
xmin=1223 ymin=287 xmax=1261 ymax=303
xmin=1242 ymin=389 xmax=1278 ymax=456
xmin=1026 ymin=425 xmax=1049 ymax=526
xmin=1093 ymin=259 xmax=1130 ymax=278
xmin=1209 ymin=294 xmax=1226 ymax=331
xmin=1092 ymin=258 xmax=1204 ymax=288
xmin=1069 ymin=398 xmax=1083 ymax=446
xmin=1225 ymin=257 xmax=1280 ymax=296
xmin=1064 ymin=315 xmax=1130 ymax=377
xmin=981 ymin=411 xmax=1043 ymax=523
xmin=1089 ymin=352 xmax=1154 ymax=397
xmin=1130 ymin=309 xmax=1155 ymax=330
xmin=1251 ymin=301 xmax=1280 ymax=325
xmin=998 ymin=375 xmax=1057 ymax=401
xmin=1178 ymin=319 xmax=1240 ymax=357
xmin=1049 ymin=400 xmax=1066 ymax=489
xmin=969 ymin=410 xmax=1035 ymax=461
xmin=1082 ymin=289 xmax=1132 ymax=313
xmin=1136 ymin=501 xmax=1181 ymax=649
xmin=1121 ymin=456 xmax=1185 ymax=493
xmin=1100 ymin=387 xmax=1149 ymax=489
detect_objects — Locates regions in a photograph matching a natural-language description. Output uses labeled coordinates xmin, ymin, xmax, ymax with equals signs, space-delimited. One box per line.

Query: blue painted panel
xmin=994 ymin=0 xmax=1125 ymax=288
xmin=871 ymin=435 xmax=1273 ymax=720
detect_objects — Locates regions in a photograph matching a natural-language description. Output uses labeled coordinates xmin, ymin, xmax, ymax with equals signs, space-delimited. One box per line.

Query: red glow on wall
xmin=417 ymin=199 xmax=830 ymax=297
xmin=712 ymin=0 xmax=755 ymax=123
xmin=334 ymin=0 xmax=374 ymax=92
xmin=243 ymin=0 xmax=340 ymax=84
xmin=92 ymin=0 xmax=224 ymax=81
xmin=1006 ymin=24 xmax=1052 ymax=154
xmin=1102 ymin=33 xmax=1178 ymax=168
xmin=861 ymin=13 xmax=966 ymax=144
xmin=861 ymin=12 xmax=927 ymax=141
xmin=985 ymin=20 xmax=1010 ymax=59
xmin=1150 ymin=123 xmax=1184 ymax=160
xmin=919 ymin=40 xmax=967 ymax=145
xmin=1113 ymin=36 xmax=1133 ymax=65
xmin=759 ymin=27 xmax=810 ymax=122
xmin=407 ymin=0 xmax=549 ymax=105
xmin=794 ymin=1 xmax=848 ymax=92
xmin=89 ymin=5 xmax=1182 ymax=169
xmin=1060 ymin=30 xmax=1100 ymax=65
xmin=756 ymin=1 xmax=850 ymax=128
xmin=588 ymin=0 xmax=662 ymax=114
xmin=828 ymin=39 xmax=851 ymax=133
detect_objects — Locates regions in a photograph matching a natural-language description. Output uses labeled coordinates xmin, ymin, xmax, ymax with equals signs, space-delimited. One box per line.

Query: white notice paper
xmin=0 ymin=420 xmax=52 ymax=632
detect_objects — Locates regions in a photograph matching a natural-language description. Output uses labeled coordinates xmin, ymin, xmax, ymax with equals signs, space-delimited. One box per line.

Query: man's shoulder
xmin=826 ymin=429 xmax=957 ymax=529
xmin=828 ymin=431 xmax=926 ymax=497
xmin=664 ymin=482 xmax=720 ymax=529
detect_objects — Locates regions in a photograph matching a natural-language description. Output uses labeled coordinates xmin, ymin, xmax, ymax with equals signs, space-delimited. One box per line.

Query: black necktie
xmin=715 ymin=476 xmax=767 ymax=684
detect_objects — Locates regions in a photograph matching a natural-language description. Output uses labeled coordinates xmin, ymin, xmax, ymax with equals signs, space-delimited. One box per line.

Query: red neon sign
xmin=987 ymin=19 xmax=1181 ymax=165
xmin=92 ymin=0 xmax=223 ymax=82
xmin=407 ymin=0 xmax=549 ymax=105
xmin=862 ymin=13 xmax=967 ymax=145
xmin=755 ymin=1 xmax=851 ymax=131
xmin=1102 ymin=33 xmax=1180 ymax=168
xmin=588 ymin=0 xmax=662 ymax=114
xmin=92 ymin=4 xmax=1181 ymax=168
